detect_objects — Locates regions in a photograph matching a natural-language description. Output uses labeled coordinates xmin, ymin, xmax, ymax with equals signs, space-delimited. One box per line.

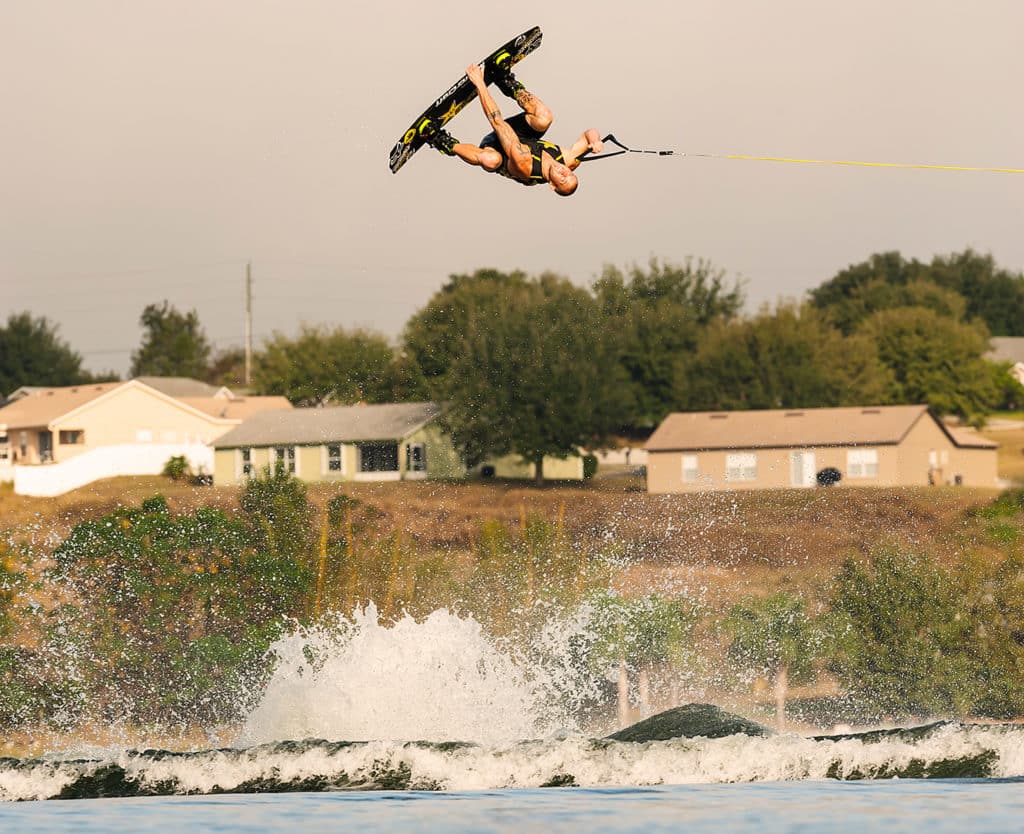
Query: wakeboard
xmin=388 ymin=26 xmax=543 ymax=174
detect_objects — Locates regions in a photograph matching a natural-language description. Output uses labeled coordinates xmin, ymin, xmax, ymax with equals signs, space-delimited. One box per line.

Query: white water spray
xmin=237 ymin=606 xmax=593 ymax=747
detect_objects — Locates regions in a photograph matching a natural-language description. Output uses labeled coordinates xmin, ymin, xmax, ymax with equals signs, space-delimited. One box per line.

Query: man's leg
xmin=424 ymin=127 xmax=502 ymax=171
xmin=493 ymin=66 xmax=552 ymax=134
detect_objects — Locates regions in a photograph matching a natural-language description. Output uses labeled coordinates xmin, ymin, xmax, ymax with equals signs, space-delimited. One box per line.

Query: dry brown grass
xmin=982 ymin=426 xmax=1024 ymax=484
xmin=1 ymin=475 xmax=1005 ymax=607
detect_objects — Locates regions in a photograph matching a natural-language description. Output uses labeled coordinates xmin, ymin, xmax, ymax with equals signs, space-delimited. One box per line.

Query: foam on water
xmin=3 ymin=724 xmax=1024 ymax=801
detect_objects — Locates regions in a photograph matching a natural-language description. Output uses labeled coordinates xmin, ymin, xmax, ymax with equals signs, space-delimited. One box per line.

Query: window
xmin=359 ymin=442 xmax=399 ymax=472
xmin=273 ymin=446 xmax=296 ymax=474
xmin=847 ymin=448 xmax=879 ymax=478
xmin=725 ymin=453 xmax=757 ymax=482
xmin=681 ymin=454 xmax=699 ymax=483
xmin=59 ymin=430 xmax=84 ymax=445
xmin=19 ymin=431 xmax=27 ymax=459
xmin=136 ymin=429 xmax=153 ymax=443
xmin=406 ymin=443 xmax=427 ymax=473
xmin=327 ymin=444 xmax=343 ymax=472
xmin=239 ymin=447 xmax=253 ymax=477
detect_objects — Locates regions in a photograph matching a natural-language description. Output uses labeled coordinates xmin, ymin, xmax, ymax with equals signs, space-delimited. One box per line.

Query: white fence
xmin=12 ymin=443 xmax=214 ymax=497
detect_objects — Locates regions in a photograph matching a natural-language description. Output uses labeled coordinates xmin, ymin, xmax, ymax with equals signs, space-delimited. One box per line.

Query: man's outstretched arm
xmin=564 ymin=129 xmax=604 ymax=169
xmin=466 ymin=64 xmax=533 ymax=176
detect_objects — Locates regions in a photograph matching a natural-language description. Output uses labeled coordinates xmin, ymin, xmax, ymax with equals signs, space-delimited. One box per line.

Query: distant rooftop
xmin=987 ymin=337 xmax=1024 ymax=365
xmin=214 ymin=402 xmax=443 ymax=448
xmin=645 ymin=405 xmax=996 ymax=451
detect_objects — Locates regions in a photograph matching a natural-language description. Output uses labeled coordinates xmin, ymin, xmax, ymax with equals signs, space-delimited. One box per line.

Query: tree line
xmin=3 ymin=249 xmax=1023 ymax=474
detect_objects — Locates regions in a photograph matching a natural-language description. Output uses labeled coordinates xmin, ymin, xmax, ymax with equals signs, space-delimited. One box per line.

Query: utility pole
xmin=244 ymin=261 xmax=253 ymax=387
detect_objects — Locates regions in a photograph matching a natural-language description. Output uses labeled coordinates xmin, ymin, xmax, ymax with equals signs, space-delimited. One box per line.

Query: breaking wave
xmin=3 ymin=722 xmax=1023 ymax=801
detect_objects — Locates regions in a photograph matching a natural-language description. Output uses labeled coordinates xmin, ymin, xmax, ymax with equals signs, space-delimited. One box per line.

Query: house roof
xmin=645 ymin=404 xmax=993 ymax=451
xmin=987 ymin=337 xmax=1024 ymax=365
xmin=133 ymin=377 xmax=225 ymax=398
xmin=179 ymin=396 xmax=293 ymax=420
xmin=213 ymin=402 xmax=443 ymax=448
xmin=0 ymin=382 xmax=124 ymax=430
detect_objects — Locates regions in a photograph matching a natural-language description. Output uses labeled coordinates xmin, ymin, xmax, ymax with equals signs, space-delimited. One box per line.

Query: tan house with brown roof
xmin=0 ymin=379 xmax=290 ymax=495
xmin=645 ymin=405 xmax=998 ymax=494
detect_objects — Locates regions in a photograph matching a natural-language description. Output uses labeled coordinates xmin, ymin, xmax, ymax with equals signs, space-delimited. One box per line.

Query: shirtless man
xmin=423 ymin=61 xmax=603 ymax=196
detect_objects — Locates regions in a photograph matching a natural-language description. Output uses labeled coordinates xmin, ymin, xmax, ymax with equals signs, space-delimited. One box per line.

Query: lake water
xmin=4 ymin=781 xmax=1023 ymax=834
xmin=3 ymin=609 xmax=1022 ymax=830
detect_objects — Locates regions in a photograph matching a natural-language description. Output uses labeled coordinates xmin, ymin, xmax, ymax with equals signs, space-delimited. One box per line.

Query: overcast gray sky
xmin=3 ymin=1 xmax=1022 ymax=375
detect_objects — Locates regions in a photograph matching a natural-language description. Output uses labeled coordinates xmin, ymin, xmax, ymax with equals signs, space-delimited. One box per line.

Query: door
xmin=38 ymin=431 xmax=53 ymax=463
xmin=790 ymin=451 xmax=816 ymax=487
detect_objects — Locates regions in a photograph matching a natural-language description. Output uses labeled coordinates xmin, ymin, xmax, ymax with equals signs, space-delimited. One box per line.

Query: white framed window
xmin=681 ymin=454 xmax=699 ymax=483
xmin=725 ymin=453 xmax=757 ymax=482
xmin=273 ymin=445 xmax=297 ymax=474
xmin=847 ymin=448 xmax=879 ymax=478
xmin=136 ymin=429 xmax=153 ymax=443
xmin=326 ymin=444 xmax=343 ymax=473
xmin=59 ymin=429 xmax=85 ymax=445
xmin=238 ymin=447 xmax=253 ymax=478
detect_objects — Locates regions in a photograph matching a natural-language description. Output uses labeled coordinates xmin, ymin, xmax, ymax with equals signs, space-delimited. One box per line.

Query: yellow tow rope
xmin=685 ymin=152 xmax=1024 ymax=175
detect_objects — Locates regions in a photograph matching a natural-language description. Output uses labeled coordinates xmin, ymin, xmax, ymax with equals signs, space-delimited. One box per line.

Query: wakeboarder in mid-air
xmin=422 ymin=61 xmax=604 ymax=197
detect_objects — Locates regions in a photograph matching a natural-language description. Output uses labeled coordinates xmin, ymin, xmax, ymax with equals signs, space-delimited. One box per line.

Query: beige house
xmin=645 ymin=405 xmax=998 ymax=494
xmin=213 ymin=402 xmax=466 ymax=485
xmin=0 ymin=380 xmax=291 ymax=493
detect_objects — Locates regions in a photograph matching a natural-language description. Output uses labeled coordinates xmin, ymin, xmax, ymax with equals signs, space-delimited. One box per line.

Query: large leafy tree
xmin=0 ymin=312 xmax=98 ymax=395
xmin=129 ymin=301 xmax=212 ymax=379
xmin=857 ymin=307 xmax=999 ymax=424
xmin=252 ymin=324 xmax=403 ymax=406
xmin=810 ymin=249 xmax=1024 ymax=336
xmin=442 ymin=273 xmax=632 ymax=485
xmin=593 ymin=258 xmax=743 ymax=425
xmin=682 ymin=303 xmax=893 ymax=411
xmin=402 ymin=268 xmax=535 ymax=391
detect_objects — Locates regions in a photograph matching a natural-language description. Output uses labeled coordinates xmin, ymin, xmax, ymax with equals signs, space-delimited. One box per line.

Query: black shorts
xmin=479 ymin=112 xmax=548 ymax=150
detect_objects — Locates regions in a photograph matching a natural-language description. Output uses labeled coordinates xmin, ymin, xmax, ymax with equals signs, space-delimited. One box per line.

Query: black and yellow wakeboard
xmin=388 ymin=26 xmax=543 ymax=174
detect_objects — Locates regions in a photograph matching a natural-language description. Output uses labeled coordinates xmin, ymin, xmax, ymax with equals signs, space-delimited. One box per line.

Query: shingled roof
xmin=645 ymin=405 xmax=996 ymax=451
xmin=213 ymin=402 xmax=443 ymax=448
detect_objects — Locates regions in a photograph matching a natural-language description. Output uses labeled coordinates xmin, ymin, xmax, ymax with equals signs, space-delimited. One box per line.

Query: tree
xmin=827 ymin=550 xmax=979 ymax=719
xmin=441 ymin=273 xmax=632 ymax=485
xmin=593 ymin=258 xmax=743 ymax=425
xmin=47 ymin=494 xmax=313 ymax=724
xmin=585 ymin=592 xmax=698 ymax=728
xmin=252 ymin=324 xmax=404 ymax=406
xmin=0 ymin=312 xmax=99 ymax=396
xmin=129 ymin=301 xmax=212 ymax=378
xmin=810 ymin=249 xmax=1024 ymax=336
xmin=402 ymin=268 xmax=535 ymax=391
xmin=926 ymin=250 xmax=1024 ymax=337
xmin=725 ymin=592 xmax=819 ymax=729
xmin=205 ymin=346 xmax=247 ymax=388
xmin=857 ymin=307 xmax=999 ymax=424
xmin=682 ymin=303 xmax=893 ymax=411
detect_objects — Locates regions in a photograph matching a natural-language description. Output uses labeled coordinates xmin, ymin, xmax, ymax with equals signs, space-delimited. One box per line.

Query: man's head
xmin=547 ymin=161 xmax=579 ymax=196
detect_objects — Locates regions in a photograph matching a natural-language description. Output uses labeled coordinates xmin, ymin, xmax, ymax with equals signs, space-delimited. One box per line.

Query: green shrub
xmin=162 ymin=455 xmax=191 ymax=481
